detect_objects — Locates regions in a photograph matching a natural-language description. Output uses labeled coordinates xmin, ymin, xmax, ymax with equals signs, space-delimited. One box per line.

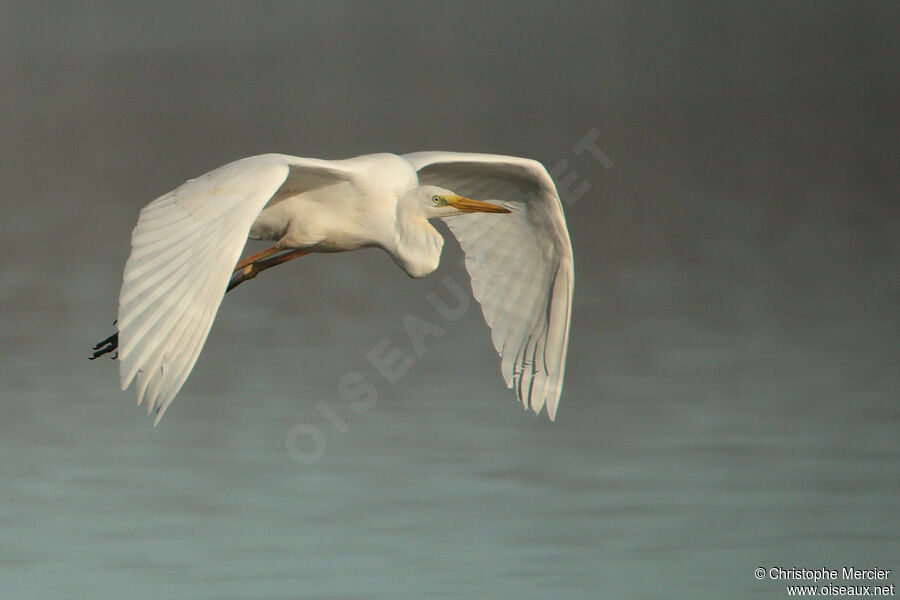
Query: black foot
xmin=90 ymin=321 xmax=119 ymax=360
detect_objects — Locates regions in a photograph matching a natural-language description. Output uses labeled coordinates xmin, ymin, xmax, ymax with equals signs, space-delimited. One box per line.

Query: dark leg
xmin=227 ymin=249 xmax=308 ymax=292
xmin=234 ymin=244 xmax=280 ymax=272
xmin=90 ymin=249 xmax=309 ymax=360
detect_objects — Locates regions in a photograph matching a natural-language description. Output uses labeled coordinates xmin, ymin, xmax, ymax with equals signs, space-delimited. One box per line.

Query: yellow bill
xmin=447 ymin=195 xmax=511 ymax=214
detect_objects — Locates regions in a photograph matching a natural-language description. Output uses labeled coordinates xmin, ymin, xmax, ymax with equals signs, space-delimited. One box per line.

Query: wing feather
xmin=116 ymin=153 xmax=357 ymax=423
xmin=404 ymin=152 xmax=575 ymax=420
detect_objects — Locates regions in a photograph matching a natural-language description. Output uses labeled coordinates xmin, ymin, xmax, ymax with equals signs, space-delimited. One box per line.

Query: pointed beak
xmin=447 ymin=195 xmax=511 ymax=214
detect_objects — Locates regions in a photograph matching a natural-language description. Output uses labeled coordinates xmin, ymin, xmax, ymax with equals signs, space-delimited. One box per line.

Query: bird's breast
xmin=249 ymin=183 xmax=395 ymax=253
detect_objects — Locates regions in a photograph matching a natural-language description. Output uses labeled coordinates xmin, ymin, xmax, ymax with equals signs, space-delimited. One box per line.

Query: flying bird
xmin=91 ymin=152 xmax=574 ymax=425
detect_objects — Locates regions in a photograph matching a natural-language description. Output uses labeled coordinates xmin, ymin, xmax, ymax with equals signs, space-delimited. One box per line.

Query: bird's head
xmin=418 ymin=186 xmax=511 ymax=219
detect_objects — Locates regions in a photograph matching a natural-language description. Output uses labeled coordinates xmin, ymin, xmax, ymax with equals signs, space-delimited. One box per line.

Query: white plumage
xmin=405 ymin=153 xmax=574 ymax=419
xmin=105 ymin=152 xmax=574 ymax=424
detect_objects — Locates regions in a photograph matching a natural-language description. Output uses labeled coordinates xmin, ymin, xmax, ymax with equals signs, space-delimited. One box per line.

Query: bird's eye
xmin=432 ymin=195 xmax=441 ymax=204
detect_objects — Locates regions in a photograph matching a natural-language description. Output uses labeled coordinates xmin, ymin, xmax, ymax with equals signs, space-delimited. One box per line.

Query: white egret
xmin=91 ymin=152 xmax=574 ymax=425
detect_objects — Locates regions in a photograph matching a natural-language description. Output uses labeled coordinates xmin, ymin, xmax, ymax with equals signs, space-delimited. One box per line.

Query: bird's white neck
xmin=390 ymin=190 xmax=444 ymax=278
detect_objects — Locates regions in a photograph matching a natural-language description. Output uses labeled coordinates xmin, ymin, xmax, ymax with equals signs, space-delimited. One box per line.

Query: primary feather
xmin=117 ymin=154 xmax=359 ymax=423
xmin=405 ymin=152 xmax=574 ymax=420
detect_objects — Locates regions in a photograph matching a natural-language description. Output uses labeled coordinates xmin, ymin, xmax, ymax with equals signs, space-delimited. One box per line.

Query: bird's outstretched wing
xmin=404 ymin=152 xmax=574 ymax=420
xmin=117 ymin=154 xmax=356 ymax=424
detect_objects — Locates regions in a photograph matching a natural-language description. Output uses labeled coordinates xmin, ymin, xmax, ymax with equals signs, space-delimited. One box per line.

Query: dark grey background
xmin=1 ymin=2 xmax=897 ymax=598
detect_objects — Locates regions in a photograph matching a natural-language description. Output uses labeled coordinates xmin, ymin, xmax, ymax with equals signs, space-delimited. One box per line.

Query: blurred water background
xmin=0 ymin=2 xmax=897 ymax=598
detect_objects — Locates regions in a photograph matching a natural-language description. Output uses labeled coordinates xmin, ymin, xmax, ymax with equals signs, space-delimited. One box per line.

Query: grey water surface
xmin=1 ymin=3 xmax=897 ymax=598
